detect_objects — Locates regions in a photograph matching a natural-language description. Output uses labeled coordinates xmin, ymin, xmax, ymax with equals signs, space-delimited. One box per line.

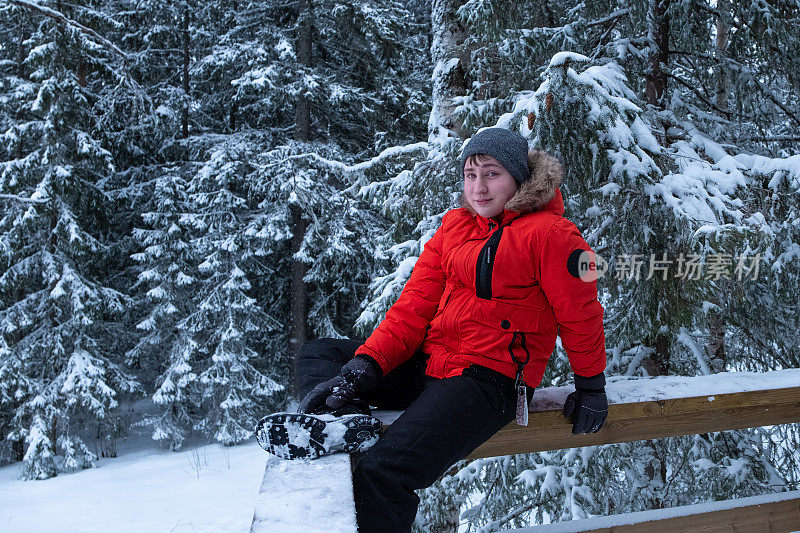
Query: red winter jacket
xmin=356 ymin=152 xmax=606 ymax=388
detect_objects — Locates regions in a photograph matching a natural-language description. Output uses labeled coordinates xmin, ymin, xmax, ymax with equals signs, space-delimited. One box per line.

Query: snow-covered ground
xmin=0 ymin=436 xmax=265 ymax=532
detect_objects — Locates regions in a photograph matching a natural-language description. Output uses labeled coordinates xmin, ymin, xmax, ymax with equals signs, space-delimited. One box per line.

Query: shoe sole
xmin=255 ymin=413 xmax=382 ymax=460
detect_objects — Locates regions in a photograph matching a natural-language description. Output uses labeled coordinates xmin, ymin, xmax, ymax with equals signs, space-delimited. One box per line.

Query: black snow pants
xmin=295 ymin=338 xmax=533 ymax=533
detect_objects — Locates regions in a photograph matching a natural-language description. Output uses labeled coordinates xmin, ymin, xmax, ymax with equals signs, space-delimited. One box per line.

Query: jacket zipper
xmin=475 ymin=224 xmax=504 ymax=300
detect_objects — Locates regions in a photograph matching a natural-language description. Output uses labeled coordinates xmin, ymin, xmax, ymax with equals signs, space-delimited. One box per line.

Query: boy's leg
xmin=352 ymin=368 xmax=523 ymax=533
xmin=295 ymin=338 xmax=364 ymax=399
xmin=295 ymin=338 xmax=427 ymax=412
xmin=362 ymin=350 xmax=428 ymax=411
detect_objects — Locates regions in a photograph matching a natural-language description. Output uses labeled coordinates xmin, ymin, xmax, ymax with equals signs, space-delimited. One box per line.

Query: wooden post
xmin=250 ymin=454 xmax=357 ymax=532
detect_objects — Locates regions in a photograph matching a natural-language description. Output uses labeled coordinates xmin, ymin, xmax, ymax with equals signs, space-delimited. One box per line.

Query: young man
xmin=258 ymin=128 xmax=608 ymax=532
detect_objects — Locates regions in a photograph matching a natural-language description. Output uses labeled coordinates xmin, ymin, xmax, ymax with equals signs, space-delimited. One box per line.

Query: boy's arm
xmin=538 ymin=217 xmax=607 ymax=378
xmin=538 ymin=217 xmax=607 ymax=434
xmin=355 ymin=217 xmax=448 ymax=376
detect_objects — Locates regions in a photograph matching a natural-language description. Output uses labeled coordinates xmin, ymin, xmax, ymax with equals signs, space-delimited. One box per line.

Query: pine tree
xmin=0 ymin=0 xmax=139 ymax=479
xmin=181 ymin=143 xmax=283 ymax=445
xmin=0 ymin=337 xmax=33 ymax=463
xmin=127 ymin=168 xmax=199 ymax=449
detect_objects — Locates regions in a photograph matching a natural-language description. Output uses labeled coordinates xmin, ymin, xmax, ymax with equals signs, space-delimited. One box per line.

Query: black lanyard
xmin=508 ymin=331 xmax=531 ymax=425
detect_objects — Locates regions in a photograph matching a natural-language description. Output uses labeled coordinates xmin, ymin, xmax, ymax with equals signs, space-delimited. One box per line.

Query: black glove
xmin=563 ymin=372 xmax=608 ymax=435
xmin=298 ymin=355 xmax=381 ymax=414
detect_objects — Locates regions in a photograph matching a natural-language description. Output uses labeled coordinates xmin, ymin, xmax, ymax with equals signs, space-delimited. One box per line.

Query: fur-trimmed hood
xmin=461 ymin=150 xmax=564 ymax=216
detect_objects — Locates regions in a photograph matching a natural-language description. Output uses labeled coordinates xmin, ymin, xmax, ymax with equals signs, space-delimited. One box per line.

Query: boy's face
xmin=463 ymin=155 xmax=518 ymax=218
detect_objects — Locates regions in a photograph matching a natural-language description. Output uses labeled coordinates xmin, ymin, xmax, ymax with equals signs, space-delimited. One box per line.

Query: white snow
xmin=514 ymin=490 xmax=800 ymax=532
xmin=251 ymin=454 xmax=356 ymax=533
xmin=374 ymin=369 xmax=800 ymax=425
xmin=533 ymin=369 xmax=800 ymax=411
xmin=0 ymin=437 xmax=265 ymax=532
xmin=2 ymin=368 xmax=797 ymax=531
xmin=548 ymin=51 xmax=590 ymax=67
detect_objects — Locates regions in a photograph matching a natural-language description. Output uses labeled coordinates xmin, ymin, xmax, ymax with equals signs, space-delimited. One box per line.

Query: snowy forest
xmin=1 ymin=0 xmax=799 ymax=529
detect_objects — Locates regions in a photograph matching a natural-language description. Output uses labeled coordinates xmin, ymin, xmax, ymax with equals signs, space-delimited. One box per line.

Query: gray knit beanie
xmin=460 ymin=128 xmax=530 ymax=185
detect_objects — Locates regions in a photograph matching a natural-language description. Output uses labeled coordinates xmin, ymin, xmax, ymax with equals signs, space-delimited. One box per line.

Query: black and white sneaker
xmin=255 ymin=412 xmax=383 ymax=460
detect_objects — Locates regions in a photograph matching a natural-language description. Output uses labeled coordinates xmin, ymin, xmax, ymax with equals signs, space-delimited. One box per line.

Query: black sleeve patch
xmin=567 ymin=248 xmax=590 ymax=278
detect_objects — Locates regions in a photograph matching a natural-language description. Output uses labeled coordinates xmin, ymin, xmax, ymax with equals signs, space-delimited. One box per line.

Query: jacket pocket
xmin=489 ymin=281 xmax=549 ymax=311
xmin=469 ymin=297 xmax=540 ymax=333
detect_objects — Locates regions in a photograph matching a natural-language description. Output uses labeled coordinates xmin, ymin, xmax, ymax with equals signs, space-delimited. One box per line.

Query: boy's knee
xmin=299 ymin=338 xmax=333 ymax=355
xmin=299 ymin=338 xmax=339 ymax=361
xmin=298 ymin=338 xmax=361 ymax=365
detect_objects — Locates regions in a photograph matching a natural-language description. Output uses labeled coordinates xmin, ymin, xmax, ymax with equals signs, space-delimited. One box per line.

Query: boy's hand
xmin=299 ymin=356 xmax=380 ymax=413
xmin=562 ymin=373 xmax=607 ymax=434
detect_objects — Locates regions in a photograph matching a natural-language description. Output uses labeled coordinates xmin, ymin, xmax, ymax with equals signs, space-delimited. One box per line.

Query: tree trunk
xmin=16 ymin=23 xmax=25 ymax=78
xmin=707 ymin=312 xmax=727 ymax=373
xmin=714 ymin=0 xmax=729 ymax=111
xmin=707 ymin=279 xmax=729 ymax=374
xmin=430 ymin=0 xmax=469 ymax=139
xmin=229 ymin=100 xmax=237 ymax=131
xmin=289 ymin=0 xmax=312 ymax=362
xmin=295 ymin=0 xmax=312 ymax=142
xmin=16 ymin=24 xmax=26 ymax=160
xmin=229 ymin=1 xmax=238 ymax=131
xmin=181 ymin=6 xmax=190 ymax=139
xmin=77 ymin=60 xmax=87 ymax=88
xmin=289 ymin=205 xmax=308 ymax=362
xmin=642 ymin=332 xmax=670 ymax=377
xmin=12 ymin=437 xmax=24 ymax=462
xmin=645 ymin=0 xmax=669 ymax=109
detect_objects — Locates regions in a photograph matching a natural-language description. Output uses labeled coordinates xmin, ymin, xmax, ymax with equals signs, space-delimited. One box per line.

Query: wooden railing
xmin=251 ymin=371 xmax=800 ymax=533
xmin=468 ymin=383 xmax=800 ymax=459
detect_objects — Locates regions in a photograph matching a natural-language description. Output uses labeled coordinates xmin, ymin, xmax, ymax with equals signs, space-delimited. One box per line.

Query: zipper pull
xmin=486 ymin=248 xmax=491 ymax=264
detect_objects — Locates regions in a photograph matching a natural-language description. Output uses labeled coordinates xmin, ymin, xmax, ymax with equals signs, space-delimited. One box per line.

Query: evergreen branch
xmin=0 ymin=288 xmax=48 ymax=324
xmin=588 ymin=15 xmax=623 ymax=60
xmin=672 ymin=55 xmax=733 ymax=114
xmin=103 ymin=176 xmax=160 ymax=198
xmin=0 ymin=193 xmax=50 ymax=204
xmin=739 ymin=135 xmax=800 ymax=143
xmin=750 ymin=77 xmax=800 ymax=128
xmin=661 ymin=434 xmax=691 ymax=498
xmin=665 ymin=72 xmax=732 ymax=120
xmin=0 ymin=23 xmax=22 ymax=36
xmin=485 ymin=498 xmax=538 ymax=529
xmin=10 ymin=0 xmax=128 ymax=61
xmin=670 ymin=49 xmax=800 ymax=127
xmin=584 ymin=7 xmax=631 ymax=28
xmin=285 ymin=141 xmax=428 ymax=174
xmin=512 ymin=8 xmax=630 ymax=40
